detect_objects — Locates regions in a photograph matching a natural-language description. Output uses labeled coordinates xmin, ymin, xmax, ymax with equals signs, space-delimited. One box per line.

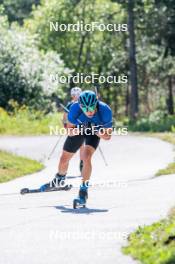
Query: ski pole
xmin=47 ymin=102 xmax=70 ymax=160
xmin=98 ymin=144 xmax=108 ymax=166
xmin=47 ymin=135 xmax=62 ymax=160
xmin=59 ymin=103 xmax=69 ymax=113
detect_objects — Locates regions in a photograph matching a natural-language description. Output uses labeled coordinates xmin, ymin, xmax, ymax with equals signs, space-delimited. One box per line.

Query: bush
xmin=1 ymin=0 xmax=40 ymax=24
xmin=0 ymin=15 xmax=71 ymax=111
xmin=0 ymin=101 xmax=63 ymax=135
xmin=127 ymin=111 xmax=175 ymax=132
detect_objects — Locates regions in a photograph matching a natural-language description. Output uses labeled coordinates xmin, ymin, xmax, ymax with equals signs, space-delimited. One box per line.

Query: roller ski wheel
xmin=20 ymin=188 xmax=30 ymax=195
xmin=73 ymin=188 xmax=88 ymax=209
xmin=73 ymin=198 xmax=86 ymax=209
xmin=64 ymin=184 xmax=73 ymax=191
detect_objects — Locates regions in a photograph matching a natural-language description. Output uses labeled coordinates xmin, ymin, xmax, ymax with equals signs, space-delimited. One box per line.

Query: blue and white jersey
xmin=65 ymin=101 xmax=73 ymax=112
xmin=68 ymin=101 xmax=112 ymax=128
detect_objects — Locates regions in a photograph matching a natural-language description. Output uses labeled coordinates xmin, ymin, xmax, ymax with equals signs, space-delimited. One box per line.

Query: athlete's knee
xmin=82 ymin=149 xmax=93 ymax=163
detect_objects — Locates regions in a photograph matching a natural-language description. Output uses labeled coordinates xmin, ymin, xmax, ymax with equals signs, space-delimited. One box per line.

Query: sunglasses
xmin=81 ymin=104 xmax=96 ymax=113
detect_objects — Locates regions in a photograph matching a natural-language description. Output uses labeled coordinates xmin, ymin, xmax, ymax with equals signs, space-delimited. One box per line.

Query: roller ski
xmin=73 ymin=183 xmax=88 ymax=209
xmin=20 ymin=173 xmax=72 ymax=195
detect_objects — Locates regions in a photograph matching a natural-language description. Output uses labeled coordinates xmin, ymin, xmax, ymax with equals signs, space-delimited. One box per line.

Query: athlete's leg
xmin=58 ymin=150 xmax=74 ymax=175
xmin=40 ymin=135 xmax=84 ymax=191
xmin=81 ymin=145 xmax=95 ymax=183
xmin=58 ymin=135 xmax=84 ymax=175
xmin=79 ymin=144 xmax=84 ymax=172
xmin=81 ymin=134 xmax=100 ymax=184
xmin=75 ymin=135 xmax=100 ymax=205
xmin=40 ymin=148 xmax=75 ymax=191
xmin=79 ymin=145 xmax=84 ymax=160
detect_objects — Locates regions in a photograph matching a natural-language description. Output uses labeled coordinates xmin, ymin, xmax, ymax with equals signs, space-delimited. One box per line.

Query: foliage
xmin=0 ymin=150 xmax=44 ymax=183
xmin=151 ymin=133 xmax=175 ymax=176
xmin=123 ymin=132 xmax=175 ymax=262
xmin=24 ymin=0 xmax=175 ymax=118
xmin=25 ymin=0 xmax=128 ymax=110
xmin=0 ymin=0 xmax=174 ymax=129
xmin=0 ymin=101 xmax=63 ymax=135
xmin=127 ymin=111 xmax=175 ymax=132
xmin=25 ymin=0 xmax=125 ymax=71
xmin=0 ymin=15 xmax=71 ymax=110
xmin=0 ymin=0 xmax=40 ymax=24
xmin=123 ymin=209 xmax=175 ymax=264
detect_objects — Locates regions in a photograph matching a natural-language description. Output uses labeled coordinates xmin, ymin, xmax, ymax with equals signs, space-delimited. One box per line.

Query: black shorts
xmin=63 ymin=134 xmax=100 ymax=153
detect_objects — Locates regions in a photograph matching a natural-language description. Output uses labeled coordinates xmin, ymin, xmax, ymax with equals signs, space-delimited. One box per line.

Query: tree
xmin=0 ymin=15 xmax=71 ymax=110
xmin=128 ymin=0 xmax=138 ymax=120
xmin=25 ymin=0 xmax=128 ymax=115
xmin=0 ymin=0 xmax=40 ymax=24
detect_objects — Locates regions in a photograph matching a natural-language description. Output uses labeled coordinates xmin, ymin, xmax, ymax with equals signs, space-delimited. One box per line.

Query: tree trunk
xmin=167 ymin=76 xmax=174 ymax=115
xmin=125 ymin=84 xmax=129 ymax=116
xmin=128 ymin=0 xmax=138 ymax=120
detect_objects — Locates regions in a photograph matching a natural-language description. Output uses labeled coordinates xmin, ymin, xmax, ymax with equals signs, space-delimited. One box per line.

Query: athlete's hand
xmin=66 ymin=122 xmax=80 ymax=136
xmin=95 ymin=128 xmax=112 ymax=140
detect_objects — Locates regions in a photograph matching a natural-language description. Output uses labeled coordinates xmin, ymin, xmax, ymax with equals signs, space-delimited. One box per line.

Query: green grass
xmin=0 ymin=150 xmax=44 ymax=183
xmin=139 ymin=132 xmax=175 ymax=176
xmin=0 ymin=106 xmax=63 ymax=135
xmin=123 ymin=132 xmax=175 ymax=264
xmin=156 ymin=163 xmax=175 ymax=176
xmin=123 ymin=209 xmax=175 ymax=264
xmin=152 ymin=133 xmax=175 ymax=176
xmin=0 ymin=105 xmax=60 ymax=182
xmin=152 ymin=133 xmax=175 ymax=146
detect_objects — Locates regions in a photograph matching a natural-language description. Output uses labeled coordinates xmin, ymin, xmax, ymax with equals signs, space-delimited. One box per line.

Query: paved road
xmin=0 ymin=135 xmax=175 ymax=264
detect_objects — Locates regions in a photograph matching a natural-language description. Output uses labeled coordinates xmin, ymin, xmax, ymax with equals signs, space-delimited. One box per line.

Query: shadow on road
xmin=126 ymin=176 xmax=155 ymax=184
xmin=55 ymin=205 xmax=108 ymax=215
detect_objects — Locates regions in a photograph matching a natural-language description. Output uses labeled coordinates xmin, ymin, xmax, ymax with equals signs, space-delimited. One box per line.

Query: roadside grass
xmin=0 ymin=105 xmax=61 ymax=182
xmin=156 ymin=163 xmax=175 ymax=177
xmin=123 ymin=209 xmax=175 ymax=264
xmin=0 ymin=106 xmax=63 ymax=135
xmin=152 ymin=133 xmax=175 ymax=176
xmin=0 ymin=150 xmax=44 ymax=183
xmin=135 ymin=132 xmax=175 ymax=176
xmin=152 ymin=133 xmax=175 ymax=146
xmin=123 ymin=132 xmax=175 ymax=264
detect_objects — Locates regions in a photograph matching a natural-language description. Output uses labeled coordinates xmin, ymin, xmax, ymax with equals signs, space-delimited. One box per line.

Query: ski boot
xmin=39 ymin=173 xmax=66 ymax=192
xmin=73 ymin=183 xmax=88 ymax=209
xmin=79 ymin=160 xmax=83 ymax=173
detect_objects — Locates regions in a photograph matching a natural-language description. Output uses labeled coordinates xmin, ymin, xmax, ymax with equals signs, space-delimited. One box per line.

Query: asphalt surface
xmin=0 ymin=135 xmax=174 ymax=264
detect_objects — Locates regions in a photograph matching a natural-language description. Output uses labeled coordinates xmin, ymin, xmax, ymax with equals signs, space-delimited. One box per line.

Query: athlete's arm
xmin=67 ymin=103 xmax=81 ymax=126
xmin=62 ymin=102 xmax=72 ymax=128
xmin=96 ymin=103 xmax=113 ymax=140
xmin=66 ymin=103 xmax=82 ymax=136
xmin=62 ymin=112 xmax=68 ymax=128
